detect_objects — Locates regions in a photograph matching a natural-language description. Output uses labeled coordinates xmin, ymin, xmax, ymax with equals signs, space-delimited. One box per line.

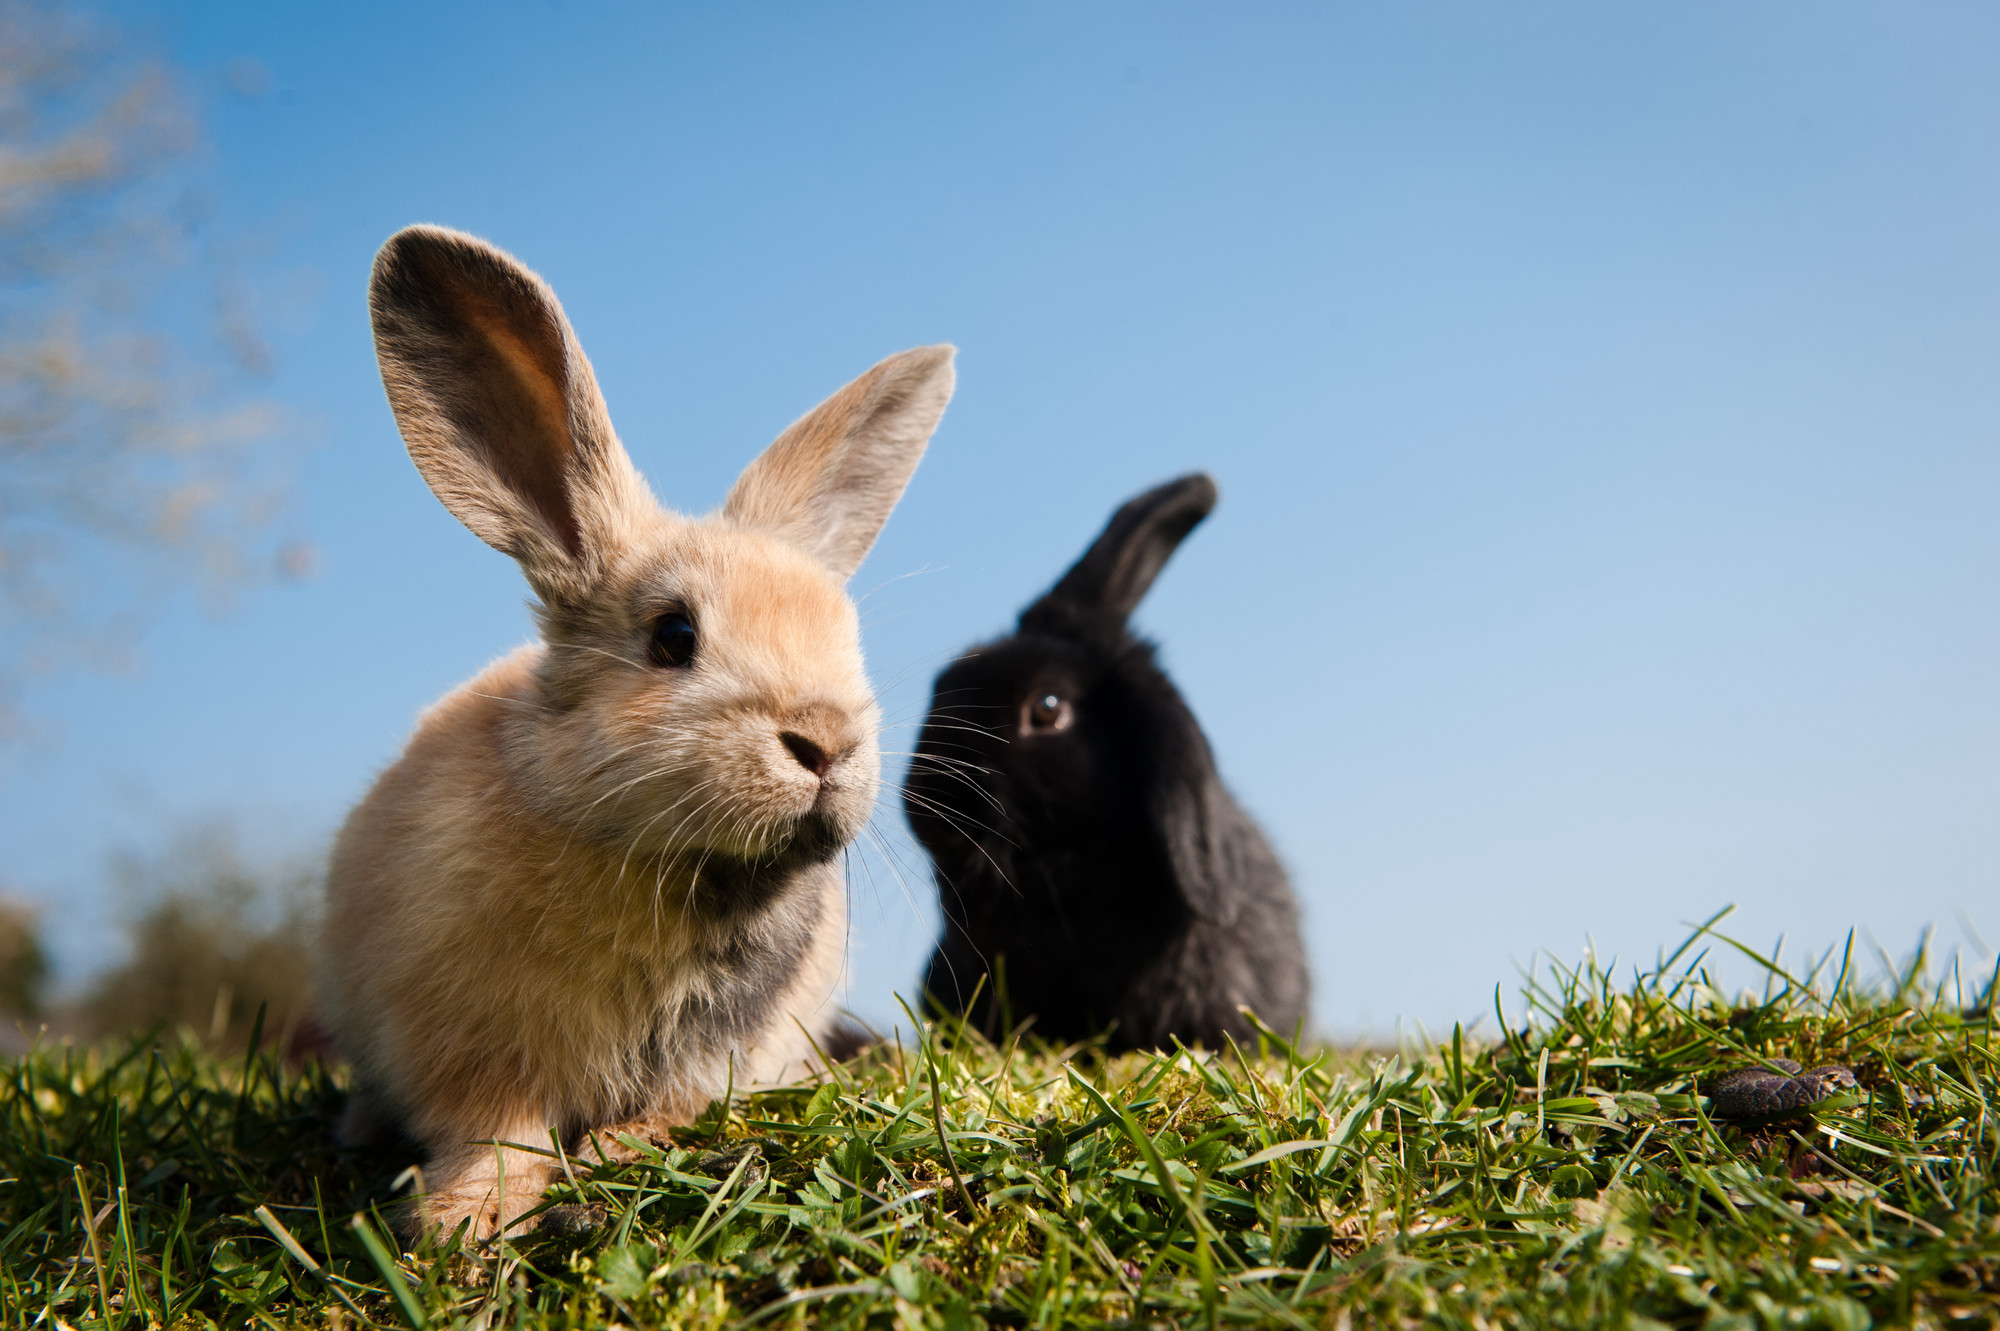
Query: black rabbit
xmin=904 ymin=473 xmax=1308 ymax=1049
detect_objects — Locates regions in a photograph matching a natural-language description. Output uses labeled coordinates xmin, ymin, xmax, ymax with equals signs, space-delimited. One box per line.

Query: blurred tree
xmin=0 ymin=896 xmax=48 ymax=1018
xmin=79 ymin=824 xmax=315 ymax=1049
xmin=0 ymin=0 xmax=297 ymax=732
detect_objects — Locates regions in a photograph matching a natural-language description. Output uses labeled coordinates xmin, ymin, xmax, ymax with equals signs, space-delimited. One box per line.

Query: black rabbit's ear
xmin=1143 ymin=722 xmax=1244 ymax=927
xmin=1021 ymin=473 xmax=1217 ymax=633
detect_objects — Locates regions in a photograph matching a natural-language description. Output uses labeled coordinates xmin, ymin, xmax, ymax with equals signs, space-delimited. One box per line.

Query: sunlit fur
xmin=321 ymin=522 xmax=871 ymax=1238
xmin=318 ymin=225 xmax=952 ymax=1241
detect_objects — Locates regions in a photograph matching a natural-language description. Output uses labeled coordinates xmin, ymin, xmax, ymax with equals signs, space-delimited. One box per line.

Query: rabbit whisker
xmin=671 ymin=790 xmax=783 ymax=912
xmin=917 ymin=710 xmax=1015 ymax=726
xmin=889 ymin=783 xmax=1005 ymax=842
xmin=619 ymin=785 xmax=732 ymax=889
xmin=543 ymin=736 xmax=688 ymax=863
xmin=545 ymin=639 xmax=649 ymax=672
xmin=548 ymin=767 xmax=696 ymax=871
xmin=852 ymin=563 xmax=945 ymax=607
xmin=900 ymin=734 xmax=1008 ymax=761
xmin=880 ymin=746 xmax=997 ymax=772
xmin=882 ymin=754 xmax=1004 ymax=791
xmin=894 ymin=789 xmax=1017 ymax=888
xmin=876 ymin=722 xmax=1012 ymax=746
xmin=574 ymin=758 xmax=687 ymax=823
xmin=871 ymin=685 xmax=1000 ymax=721
xmin=464 ymin=689 xmax=552 ymax=711
xmin=891 ymin=763 xmax=1009 ymax=823
xmin=883 ymin=747 xmax=997 ymax=772
xmin=920 ymin=687 xmax=1016 ymax=711
xmin=896 ymin=751 xmax=1010 ymax=811
xmin=858 ymin=822 xmax=932 ymax=923
xmin=908 ymin=722 xmax=1014 ymax=745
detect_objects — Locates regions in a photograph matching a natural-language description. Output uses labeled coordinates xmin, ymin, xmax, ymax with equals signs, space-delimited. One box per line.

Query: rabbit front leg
xmin=574 ymin=1077 xmax=731 ymax=1166
xmin=415 ymin=1113 xmax=561 ymax=1242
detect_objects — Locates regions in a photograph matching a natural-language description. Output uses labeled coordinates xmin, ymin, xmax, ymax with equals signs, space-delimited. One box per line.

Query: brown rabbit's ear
xmin=369 ymin=225 xmax=654 ymax=605
xmin=724 ymin=345 xmax=955 ymax=580
xmin=1021 ymin=473 xmax=1217 ymax=634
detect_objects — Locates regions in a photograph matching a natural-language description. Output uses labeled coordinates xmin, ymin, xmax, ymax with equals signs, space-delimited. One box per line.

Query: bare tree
xmin=0 ymin=0 xmax=297 ymax=730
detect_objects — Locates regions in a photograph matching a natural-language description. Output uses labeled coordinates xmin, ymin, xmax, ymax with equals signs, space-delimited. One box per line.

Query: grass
xmin=3 ymin=920 xmax=1996 ymax=1329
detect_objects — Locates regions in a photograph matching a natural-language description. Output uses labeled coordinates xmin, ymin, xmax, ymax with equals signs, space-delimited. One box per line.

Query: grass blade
xmin=350 ymin=1212 xmax=428 ymax=1331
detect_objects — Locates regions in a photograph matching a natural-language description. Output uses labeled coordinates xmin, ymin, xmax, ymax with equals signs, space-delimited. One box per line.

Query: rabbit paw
xmin=580 ymin=1112 xmax=685 ymax=1166
xmin=420 ymin=1162 xmax=553 ymax=1242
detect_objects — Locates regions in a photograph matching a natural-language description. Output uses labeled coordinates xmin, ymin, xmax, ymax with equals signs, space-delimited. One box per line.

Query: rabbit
xmin=903 ymin=473 xmax=1308 ymax=1051
xmin=318 ymin=225 xmax=954 ymax=1240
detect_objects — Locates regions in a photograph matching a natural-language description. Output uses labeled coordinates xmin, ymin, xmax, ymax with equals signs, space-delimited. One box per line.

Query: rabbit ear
xmin=369 ymin=225 xmax=654 ymax=605
xmin=724 ymin=346 xmax=956 ymax=579
xmin=1143 ymin=714 xmax=1245 ymax=926
xmin=1022 ymin=473 xmax=1217 ymax=633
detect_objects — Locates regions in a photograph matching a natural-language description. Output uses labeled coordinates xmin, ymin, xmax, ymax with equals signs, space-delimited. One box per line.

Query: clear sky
xmin=5 ymin=2 xmax=1996 ymax=1036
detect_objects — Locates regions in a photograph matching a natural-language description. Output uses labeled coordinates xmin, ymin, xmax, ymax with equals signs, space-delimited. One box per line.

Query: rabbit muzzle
xmin=660 ymin=705 xmax=877 ymax=871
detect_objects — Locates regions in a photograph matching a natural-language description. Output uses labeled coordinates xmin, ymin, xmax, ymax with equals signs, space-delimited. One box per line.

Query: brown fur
xmin=319 ymin=226 xmax=953 ymax=1240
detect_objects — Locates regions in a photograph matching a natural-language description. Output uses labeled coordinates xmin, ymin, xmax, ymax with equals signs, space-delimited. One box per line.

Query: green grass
xmin=4 ymin=923 xmax=1997 ymax=1329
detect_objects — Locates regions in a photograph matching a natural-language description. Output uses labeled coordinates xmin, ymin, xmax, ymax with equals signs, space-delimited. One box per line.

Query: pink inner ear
xmin=722 ymin=344 xmax=953 ymax=579
xmin=435 ymin=279 xmax=584 ymax=560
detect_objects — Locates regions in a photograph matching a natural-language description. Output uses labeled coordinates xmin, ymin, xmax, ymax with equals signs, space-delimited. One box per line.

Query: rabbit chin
xmin=681 ymin=809 xmax=850 ymax=917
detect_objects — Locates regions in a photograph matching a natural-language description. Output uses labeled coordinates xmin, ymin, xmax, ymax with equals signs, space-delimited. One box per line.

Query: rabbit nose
xmin=780 ymin=732 xmax=832 ymax=778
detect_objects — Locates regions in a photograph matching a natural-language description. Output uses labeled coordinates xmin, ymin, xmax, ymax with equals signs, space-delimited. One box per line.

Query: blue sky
xmin=5 ymin=2 xmax=1997 ymax=1035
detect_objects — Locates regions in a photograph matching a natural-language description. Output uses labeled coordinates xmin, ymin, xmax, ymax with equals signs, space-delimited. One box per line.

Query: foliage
xmin=0 ymin=896 xmax=47 ymax=1017
xmin=76 ymin=825 xmax=317 ymax=1050
xmin=1 ymin=926 xmax=1995 ymax=1329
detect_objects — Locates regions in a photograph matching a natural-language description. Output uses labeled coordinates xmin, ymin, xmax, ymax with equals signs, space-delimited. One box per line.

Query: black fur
xmin=904 ymin=474 xmax=1309 ymax=1050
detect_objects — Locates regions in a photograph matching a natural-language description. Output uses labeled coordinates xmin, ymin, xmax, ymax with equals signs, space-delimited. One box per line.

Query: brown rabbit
xmin=318 ymin=226 xmax=953 ymax=1240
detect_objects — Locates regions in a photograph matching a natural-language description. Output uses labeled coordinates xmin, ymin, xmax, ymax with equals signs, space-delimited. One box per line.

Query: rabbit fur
xmin=905 ymin=474 xmax=1307 ymax=1050
xmin=319 ymin=225 xmax=953 ymax=1240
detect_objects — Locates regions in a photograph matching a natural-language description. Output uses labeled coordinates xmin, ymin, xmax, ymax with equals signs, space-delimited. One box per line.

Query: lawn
xmin=3 ymin=921 xmax=1995 ymax=1329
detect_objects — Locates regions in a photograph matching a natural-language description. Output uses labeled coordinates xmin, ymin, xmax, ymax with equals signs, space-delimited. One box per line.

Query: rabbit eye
xmin=649 ymin=611 xmax=697 ymax=668
xmin=1022 ymin=692 xmax=1072 ymax=734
